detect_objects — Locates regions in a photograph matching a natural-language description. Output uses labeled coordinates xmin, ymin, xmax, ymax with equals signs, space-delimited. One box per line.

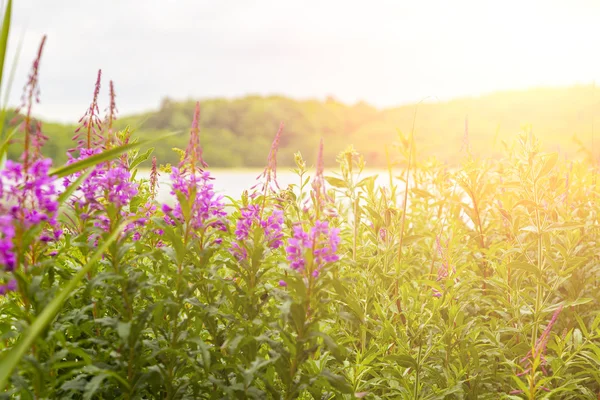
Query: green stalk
xmin=532 ymin=177 xmax=544 ymax=344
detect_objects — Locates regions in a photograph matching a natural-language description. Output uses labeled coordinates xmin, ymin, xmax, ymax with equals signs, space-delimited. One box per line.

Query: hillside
xmin=14 ymin=85 xmax=600 ymax=167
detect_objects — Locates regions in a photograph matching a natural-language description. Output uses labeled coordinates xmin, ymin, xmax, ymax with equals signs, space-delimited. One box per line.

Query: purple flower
xmin=0 ymin=279 xmax=17 ymax=295
xmin=72 ymin=70 xmax=103 ymax=150
xmin=432 ymin=235 xmax=455 ymax=298
xmin=65 ymin=151 xmax=137 ymax=212
xmin=234 ymin=205 xmax=260 ymax=241
xmin=515 ymin=305 xmax=564 ymax=382
xmin=102 ymin=167 xmax=138 ymax=208
xmin=252 ymin=122 xmax=284 ymax=196
xmin=285 ymin=220 xmax=340 ymax=277
xmin=229 ymin=206 xmax=284 ymax=261
xmin=165 ymin=168 xmax=226 ymax=234
xmin=2 ymin=159 xmax=59 ymax=228
xmin=264 ymin=209 xmax=284 ymax=248
xmin=0 ymin=216 xmax=16 ymax=271
xmin=1 ymin=158 xmax=60 ymax=272
xmin=63 ymin=149 xmax=138 ymax=241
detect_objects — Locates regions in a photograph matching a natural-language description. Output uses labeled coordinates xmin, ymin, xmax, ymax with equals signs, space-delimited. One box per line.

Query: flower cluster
xmin=72 ymin=70 xmax=103 ymax=150
xmin=510 ymin=305 xmax=564 ymax=395
xmin=285 ymin=220 xmax=340 ymax=278
xmin=252 ymin=122 xmax=283 ymax=196
xmin=229 ymin=205 xmax=284 ymax=260
xmin=64 ymin=151 xmax=138 ymax=212
xmin=1 ymin=159 xmax=59 ymax=231
xmin=0 ymin=215 xmax=16 ymax=271
xmin=164 ymin=168 xmax=226 ymax=233
xmin=432 ymin=235 xmax=455 ymax=298
xmin=0 ymin=158 xmax=60 ymax=293
xmin=62 ymin=149 xmax=140 ymax=245
xmin=130 ymin=201 xmax=163 ymax=244
xmin=13 ymin=36 xmax=48 ymax=170
xmin=519 ymin=305 xmax=563 ymax=375
xmin=179 ymin=102 xmax=207 ymax=174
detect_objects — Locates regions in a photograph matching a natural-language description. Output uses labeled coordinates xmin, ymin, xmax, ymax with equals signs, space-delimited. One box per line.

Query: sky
xmin=5 ymin=0 xmax=600 ymax=123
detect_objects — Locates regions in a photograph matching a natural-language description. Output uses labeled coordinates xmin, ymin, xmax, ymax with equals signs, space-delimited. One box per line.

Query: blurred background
xmin=5 ymin=0 xmax=600 ymax=167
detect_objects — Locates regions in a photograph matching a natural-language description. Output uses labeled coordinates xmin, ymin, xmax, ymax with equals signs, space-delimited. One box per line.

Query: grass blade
xmin=0 ymin=0 xmax=12 ymax=94
xmin=49 ymin=131 xmax=178 ymax=178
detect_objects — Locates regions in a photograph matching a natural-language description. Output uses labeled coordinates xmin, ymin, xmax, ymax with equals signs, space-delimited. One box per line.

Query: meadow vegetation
xmin=1 ymin=3 xmax=600 ymax=399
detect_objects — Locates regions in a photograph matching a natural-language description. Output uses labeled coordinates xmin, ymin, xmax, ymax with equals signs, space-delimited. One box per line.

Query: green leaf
xmin=0 ymin=223 xmax=127 ymax=391
xmin=536 ymin=152 xmax=558 ymax=180
xmin=385 ymin=354 xmax=418 ymax=369
xmin=129 ymin=146 xmax=154 ymax=170
xmin=412 ymin=188 xmax=434 ymax=198
xmin=514 ymin=200 xmax=538 ymax=209
xmin=310 ymin=331 xmax=345 ymax=361
xmin=507 ymin=261 xmax=540 ymax=277
xmin=289 ymin=303 xmax=306 ymax=334
xmin=324 ymin=176 xmax=347 ymax=189
xmin=0 ymin=0 xmax=12 ymax=96
xmin=83 ymin=374 xmax=108 ymax=400
xmin=50 ymin=132 xmax=177 ymax=178
xmin=546 ymin=222 xmax=584 ymax=231
xmin=321 ymin=369 xmax=353 ymax=394
xmin=117 ymin=321 xmax=131 ymax=343
xmin=520 ymin=225 xmax=539 ymax=234
xmin=357 ymin=175 xmax=377 ymax=189
xmin=50 ymin=142 xmax=141 ymax=178
xmin=57 ymin=168 xmax=93 ymax=206
xmin=0 ymin=125 xmax=16 ymax=162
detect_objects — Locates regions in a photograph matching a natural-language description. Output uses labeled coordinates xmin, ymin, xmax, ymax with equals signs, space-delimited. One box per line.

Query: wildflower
xmin=515 ymin=305 xmax=564 ymax=379
xmin=285 ymin=220 xmax=340 ymax=277
xmin=104 ymin=80 xmax=118 ymax=147
xmin=253 ymin=122 xmax=284 ymax=195
xmin=432 ymin=235 xmax=454 ymax=298
xmin=66 ymin=155 xmax=137 ymax=213
xmin=0 ymin=215 xmax=16 ymax=271
xmin=101 ymin=166 xmax=138 ymax=208
xmin=150 ymin=156 xmax=159 ymax=199
xmin=13 ymin=36 xmax=47 ymax=171
xmin=229 ymin=205 xmax=284 ymax=260
xmin=163 ymin=103 xmax=226 ymax=245
xmin=312 ymin=139 xmax=328 ymax=208
xmin=309 ymin=139 xmax=338 ymax=219
xmin=0 ymin=158 xmax=59 ymax=283
xmin=73 ymin=70 xmax=103 ymax=151
xmin=129 ymin=202 xmax=163 ymax=244
xmin=180 ymin=101 xmax=207 ymax=174
xmin=531 ymin=305 xmax=563 ymax=361
xmin=166 ymin=168 xmax=226 ymax=232
xmin=1 ymin=159 xmax=59 ymax=230
xmin=0 ymin=280 xmax=17 ymax=295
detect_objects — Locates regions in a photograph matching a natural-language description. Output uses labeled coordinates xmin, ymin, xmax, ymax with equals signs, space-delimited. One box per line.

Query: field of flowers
xmin=2 ymin=7 xmax=600 ymax=400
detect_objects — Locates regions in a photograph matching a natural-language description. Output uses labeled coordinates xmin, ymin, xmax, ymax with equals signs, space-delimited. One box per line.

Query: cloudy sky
xmin=6 ymin=0 xmax=600 ymax=122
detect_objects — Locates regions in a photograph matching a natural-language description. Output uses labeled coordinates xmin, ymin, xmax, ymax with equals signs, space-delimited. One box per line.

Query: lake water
xmin=143 ymin=169 xmax=388 ymax=203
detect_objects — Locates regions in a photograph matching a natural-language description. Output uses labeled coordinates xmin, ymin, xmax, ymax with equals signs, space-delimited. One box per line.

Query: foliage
xmin=1 ymin=13 xmax=600 ymax=400
xmin=6 ymin=86 xmax=600 ymax=168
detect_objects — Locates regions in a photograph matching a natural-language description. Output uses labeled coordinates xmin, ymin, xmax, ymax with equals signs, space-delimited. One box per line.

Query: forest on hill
xmin=12 ymin=84 xmax=600 ymax=168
